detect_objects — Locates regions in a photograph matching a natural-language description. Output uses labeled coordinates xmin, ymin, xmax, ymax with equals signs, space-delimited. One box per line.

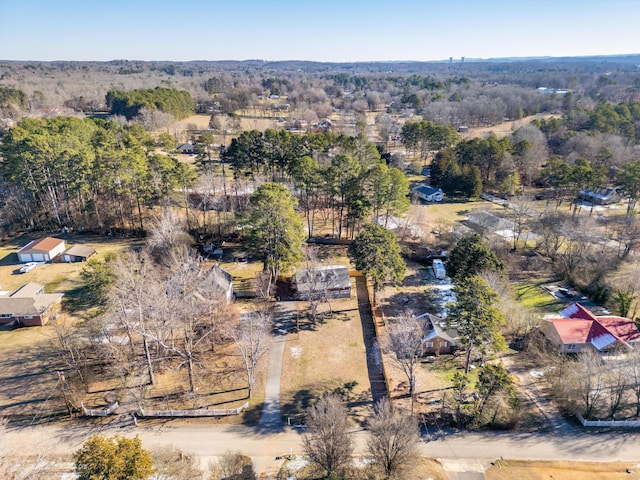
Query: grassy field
xmin=485 ymin=460 xmax=640 ymax=480
xmin=514 ymin=279 xmax=564 ymax=313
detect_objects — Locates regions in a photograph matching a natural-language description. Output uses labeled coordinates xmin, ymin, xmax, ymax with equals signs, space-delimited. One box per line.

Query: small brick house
xmin=0 ymin=282 xmax=63 ymax=327
xmin=416 ymin=312 xmax=456 ymax=355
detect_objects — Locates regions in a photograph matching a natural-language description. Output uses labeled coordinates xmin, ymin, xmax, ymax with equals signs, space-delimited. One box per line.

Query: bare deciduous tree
xmin=382 ymin=313 xmax=424 ymax=414
xmin=147 ymin=208 xmax=194 ymax=261
xmin=576 ymin=350 xmax=606 ymax=419
xmin=151 ymin=446 xmax=204 ymax=480
xmin=628 ymin=349 xmax=640 ymax=417
xmin=229 ymin=310 xmax=270 ymax=398
xmin=367 ymin=398 xmax=419 ymax=479
xmin=107 ymin=250 xmax=161 ymax=386
xmin=154 ymin=255 xmax=232 ymax=393
xmin=208 ymin=450 xmax=256 ymax=480
xmin=302 ymin=393 xmax=353 ymax=478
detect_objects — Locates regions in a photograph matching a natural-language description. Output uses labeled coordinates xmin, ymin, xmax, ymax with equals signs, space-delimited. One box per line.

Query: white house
xmin=17 ymin=237 xmax=66 ymax=263
xmin=413 ymin=184 xmax=445 ymax=202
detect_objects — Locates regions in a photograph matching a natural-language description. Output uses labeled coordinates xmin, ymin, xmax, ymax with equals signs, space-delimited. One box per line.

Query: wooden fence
xmin=138 ymin=401 xmax=249 ymax=418
xmin=82 ymin=401 xmax=119 ymax=417
xmin=364 ymin=277 xmax=392 ymax=397
xmin=577 ymin=414 xmax=640 ymax=428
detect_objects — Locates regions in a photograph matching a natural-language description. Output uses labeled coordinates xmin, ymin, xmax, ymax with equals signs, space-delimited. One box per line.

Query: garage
xmin=16 ymin=237 xmax=66 ymax=263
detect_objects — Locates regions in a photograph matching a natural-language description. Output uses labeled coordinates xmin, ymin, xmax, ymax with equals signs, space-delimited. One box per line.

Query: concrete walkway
xmin=258 ymin=302 xmax=296 ymax=429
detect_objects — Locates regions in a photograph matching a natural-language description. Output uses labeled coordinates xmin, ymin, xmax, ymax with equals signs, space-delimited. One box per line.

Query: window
xmin=567 ymin=344 xmax=577 ymax=351
xmin=440 ymin=341 xmax=448 ymax=348
xmin=0 ymin=313 xmax=11 ymax=318
xmin=424 ymin=342 xmax=434 ymax=348
xmin=23 ymin=315 xmax=33 ymax=320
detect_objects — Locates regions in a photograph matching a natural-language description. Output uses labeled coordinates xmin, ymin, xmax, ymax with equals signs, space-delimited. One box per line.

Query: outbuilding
xmin=17 ymin=237 xmax=66 ymax=263
xmin=61 ymin=245 xmax=98 ymax=263
xmin=292 ymin=265 xmax=352 ymax=300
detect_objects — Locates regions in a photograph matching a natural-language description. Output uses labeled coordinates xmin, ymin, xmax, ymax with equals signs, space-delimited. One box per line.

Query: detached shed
xmin=61 ymin=245 xmax=97 ymax=263
xmin=17 ymin=237 xmax=66 ymax=263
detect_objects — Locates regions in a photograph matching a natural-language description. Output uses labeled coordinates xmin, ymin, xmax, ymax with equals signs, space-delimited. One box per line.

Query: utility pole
xmin=57 ymin=371 xmax=72 ymax=418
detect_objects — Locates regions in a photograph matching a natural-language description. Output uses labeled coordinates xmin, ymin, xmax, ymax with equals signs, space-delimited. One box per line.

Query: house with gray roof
xmin=416 ymin=312 xmax=456 ymax=355
xmin=412 ymin=184 xmax=445 ymax=202
xmin=0 ymin=282 xmax=63 ymax=327
xmin=292 ymin=265 xmax=352 ymax=300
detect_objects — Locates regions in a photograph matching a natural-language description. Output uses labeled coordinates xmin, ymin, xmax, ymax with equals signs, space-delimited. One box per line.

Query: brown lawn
xmin=280 ymin=294 xmax=373 ymax=425
xmin=485 ymin=460 xmax=640 ymax=480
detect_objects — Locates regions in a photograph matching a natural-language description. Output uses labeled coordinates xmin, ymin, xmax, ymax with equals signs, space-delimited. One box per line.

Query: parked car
xmin=19 ymin=262 xmax=37 ymax=273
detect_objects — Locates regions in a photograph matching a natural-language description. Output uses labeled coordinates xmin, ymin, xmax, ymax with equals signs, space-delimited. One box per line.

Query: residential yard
xmin=0 ymin=233 xmax=144 ymax=296
xmin=0 ymin=234 xmax=145 ymax=419
xmin=279 ymin=293 xmax=373 ymax=425
xmin=0 ymin=233 xmax=265 ymax=424
xmin=280 ymin=455 xmax=448 ymax=480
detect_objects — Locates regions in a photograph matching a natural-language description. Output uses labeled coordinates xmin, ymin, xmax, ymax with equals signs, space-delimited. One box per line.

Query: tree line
xmin=106 ymin=86 xmax=195 ymax=120
xmin=0 ymin=116 xmax=195 ymax=233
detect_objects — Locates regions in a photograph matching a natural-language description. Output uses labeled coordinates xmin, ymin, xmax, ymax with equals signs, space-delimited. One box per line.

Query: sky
xmin=1 ymin=0 xmax=638 ymax=63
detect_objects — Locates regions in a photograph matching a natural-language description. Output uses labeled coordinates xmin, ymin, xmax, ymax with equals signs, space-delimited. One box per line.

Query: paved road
xmin=6 ymin=421 xmax=640 ymax=477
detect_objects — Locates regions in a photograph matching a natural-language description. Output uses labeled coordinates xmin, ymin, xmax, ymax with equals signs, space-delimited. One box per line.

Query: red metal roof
xmin=546 ymin=303 xmax=640 ymax=350
xmin=597 ymin=316 xmax=640 ymax=342
xmin=18 ymin=237 xmax=64 ymax=253
xmin=560 ymin=302 xmax=597 ymax=321
xmin=547 ymin=318 xmax=593 ymax=344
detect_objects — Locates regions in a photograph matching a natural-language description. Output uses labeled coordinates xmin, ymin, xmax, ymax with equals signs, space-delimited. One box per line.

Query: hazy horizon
xmin=1 ymin=0 xmax=639 ymax=63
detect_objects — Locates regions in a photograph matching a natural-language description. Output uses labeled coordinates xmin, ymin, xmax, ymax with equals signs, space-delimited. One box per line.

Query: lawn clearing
xmin=485 ymin=460 xmax=640 ymax=480
xmin=514 ymin=279 xmax=563 ymax=313
xmin=280 ymin=294 xmax=372 ymax=425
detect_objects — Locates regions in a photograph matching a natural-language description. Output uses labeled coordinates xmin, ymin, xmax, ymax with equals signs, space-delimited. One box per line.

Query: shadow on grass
xmin=0 ymin=252 xmax=19 ymax=266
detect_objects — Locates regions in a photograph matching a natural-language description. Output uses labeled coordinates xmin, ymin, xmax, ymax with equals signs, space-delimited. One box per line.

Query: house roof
xmin=18 ymin=237 xmax=65 ymax=254
xmin=64 ymin=245 xmax=97 ymax=258
xmin=416 ymin=313 xmax=456 ymax=345
xmin=597 ymin=316 xmax=640 ymax=342
xmin=413 ymin=184 xmax=443 ymax=196
xmin=0 ymin=294 xmax=63 ymax=316
xmin=10 ymin=282 xmax=45 ymax=298
xmin=545 ymin=318 xmax=617 ymax=350
xmin=560 ymin=302 xmax=597 ymax=321
xmin=467 ymin=211 xmax=514 ymax=231
xmin=293 ymin=265 xmax=351 ymax=293
xmin=208 ymin=264 xmax=233 ymax=294
xmin=544 ymin=303 xmax=640 ymax=351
